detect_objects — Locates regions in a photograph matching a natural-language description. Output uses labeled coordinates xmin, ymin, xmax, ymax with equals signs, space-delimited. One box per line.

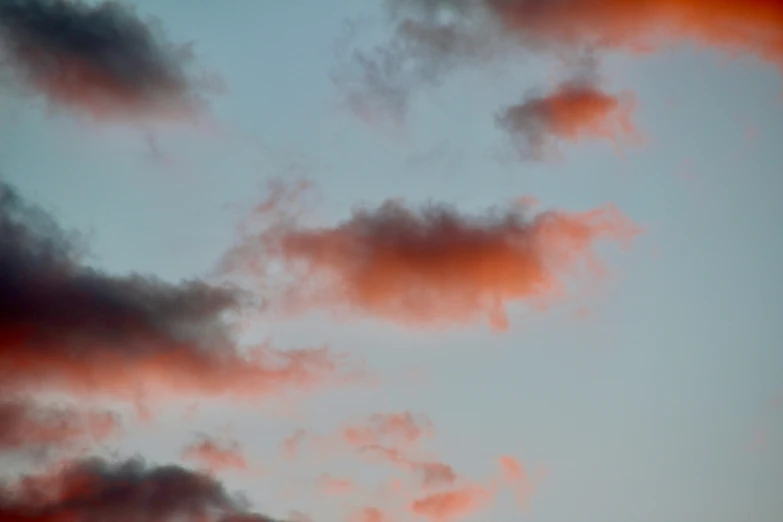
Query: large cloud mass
xmin=0 ymin=181 xmax=344 ymax=403
xmin=0 ymin=457 xmax=278 ymax=522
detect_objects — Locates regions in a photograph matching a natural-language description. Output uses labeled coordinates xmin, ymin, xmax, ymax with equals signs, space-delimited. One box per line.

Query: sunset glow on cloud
xmin=222 ymin=183 xmax=640 ymax=330
xmin=487 ymin=0 xmax=783 ymax=63
xmin=0 ymin=0 xmax=216 ymax=121
xmin=0 ymin=181 xmax=350 ymax=406
xmin=498 ymin=83 xmax=641 ymax=160
xmin=1 ymin=0 xmax=779 ymax=521
xmin=182 ymin=435 xmax=249 ymax=472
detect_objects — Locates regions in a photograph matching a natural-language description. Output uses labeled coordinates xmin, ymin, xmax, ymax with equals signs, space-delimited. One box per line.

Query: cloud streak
xmin=0 ymin=0 xmax=216 ymax=121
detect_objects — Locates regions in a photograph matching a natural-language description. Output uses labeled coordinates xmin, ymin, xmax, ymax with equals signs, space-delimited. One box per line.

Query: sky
xmin=0 ymin=1 xmax=782 ymax=522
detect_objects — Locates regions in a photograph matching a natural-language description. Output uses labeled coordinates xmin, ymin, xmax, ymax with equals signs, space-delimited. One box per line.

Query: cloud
xmin=349 ymin=507 xmax=390 ymax=522
xmin=485 ymin=0 xmax=783 ymax=62
xmin=332 ymin=0 xmax=509 ymax=124
xmin=0 ymin=457 xmax=279 ymax=522
xmin=416 ymin=461 xmax=458 ymax=488
xmin=0 ymin=399 xmax=120 ymax=455
xmin=497 ymin=80 xmax=640 ymax=160
xmin=339 ymin=0 xmax=783 ymax=131
xmin=498 ymin=455 xmax=535 ymax=509
xmin=382 ymin=0 xmax=783 ymax=72
xmin=281 ymin=429 xmax=307 ymax=460
xmin=495 ymin=47 xmax=641 ymax=160
xmin=343 ymin=412 xmax=434 ymax=447
xmin=182 ymin=435 xmax=248 ymax=472
xmin=339 ymin=412 xmax=457 ymax=489
xmin=409 ymin=485 xmax=494 ymax=522
xmin=0 ymin=0 xmax=217 ymax=121
xmin=317 ymin=474 xmax=355 ymax=495
xmin=222 ymin=182 xmax=640 ymax=330
xmin=0 ymin=181 xmax=347 ymax=403
xmin=359 ymin=445 xmax=457 ymax=489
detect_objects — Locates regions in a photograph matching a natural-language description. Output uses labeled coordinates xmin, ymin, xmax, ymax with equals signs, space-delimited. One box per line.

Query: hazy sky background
xmin=1 ymin=1 xmax=782 ymax=522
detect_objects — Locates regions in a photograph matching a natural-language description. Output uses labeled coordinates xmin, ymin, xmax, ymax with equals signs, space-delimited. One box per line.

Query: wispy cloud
xmin=182 ymin=434 xmax=249 ymax=472
xmin=0 ymin=399 xmax=120 ymax=456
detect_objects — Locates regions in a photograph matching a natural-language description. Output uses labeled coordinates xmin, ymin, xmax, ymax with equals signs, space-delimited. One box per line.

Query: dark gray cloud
xmin=0 ymin=0 xmax=213 ymax=120
xmin=0 ymin=181 xmax=344 ymax=400
xmin=0 ymin=457 xmax=279 ymax=522
xmin=332 ymin=0 xmax=510 ymax=124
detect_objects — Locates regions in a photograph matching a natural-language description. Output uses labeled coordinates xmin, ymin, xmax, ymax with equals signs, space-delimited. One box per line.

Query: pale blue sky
xmin=1 ymin=1 xmax=782 ymax=522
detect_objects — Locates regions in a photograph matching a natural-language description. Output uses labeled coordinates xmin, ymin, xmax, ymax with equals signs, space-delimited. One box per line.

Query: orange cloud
xmin=350 ymin=507 xmax=392 ymax=522
xmin=1 ymin=337 xmax=346 ymax=404
xmin=362 ymin=446 xmax=458 ymax=489
xmin=343 ymin=412 xmax=434 ymax=448
xmin=182 ymin=435 xmax=248 ymax=472
xmin=498 ymin=82 xmax=641 ymax=160
xmin=488 ymin=0 xmax=783 ymax=67
xmin=499 ymin=455 xmax=526 ymax=482
xmin=498 ymin=456 xmax=536 ymax=509
xmin=223 ymin=183 xmax=640 ymax=330
xmin=347 ymin=0 xmax=783 ymax=132
xmin=409 ymin=485 xmax=494 ymax=522
xmin=318 ymin=474 xmax=355 ymax=495
xmin=339 ymin=412 xmax=459 ymax=488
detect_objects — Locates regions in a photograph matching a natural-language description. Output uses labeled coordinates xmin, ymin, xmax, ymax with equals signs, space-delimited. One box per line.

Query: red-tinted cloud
xmin=0 ymin=457 xmax=278 ymax=522
xmin=223 ymin=183 xmax=640 ymax=330
xmin=498 ymin=82 xmax=640 ymax=160
xmin=350 ymin=507 xmax=391 ymax=522
xmin=280 ymin=429 xmax=308 ymax=461
xmin=343 ymin=412 xmax=434 ymax=448
xmin=488 ymin=0 xmax=783 ymax=65
xmin=415 ymin=461 xmax=458 ymax=489
xmin=182 ymin=435 xmax=248 ymax=472
xmin=317 ymin=474 xmax=355 ymax=495
xmin=409 ymin=485 xmax=494 ymax=522
xmin=0 ymin=181 xmax=347 ymax=404
xmin=344 ymin=0 xmax=783 ymax=138
xmin=0 ymin=0 xmax=216 ymax=121
xmin=498 ymin=455 xmax=535 ymax=509
xmin=0 ymin=400 xmax=120 ymax=455
xmin=362 ymin=446 xmax=458 ymax=489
